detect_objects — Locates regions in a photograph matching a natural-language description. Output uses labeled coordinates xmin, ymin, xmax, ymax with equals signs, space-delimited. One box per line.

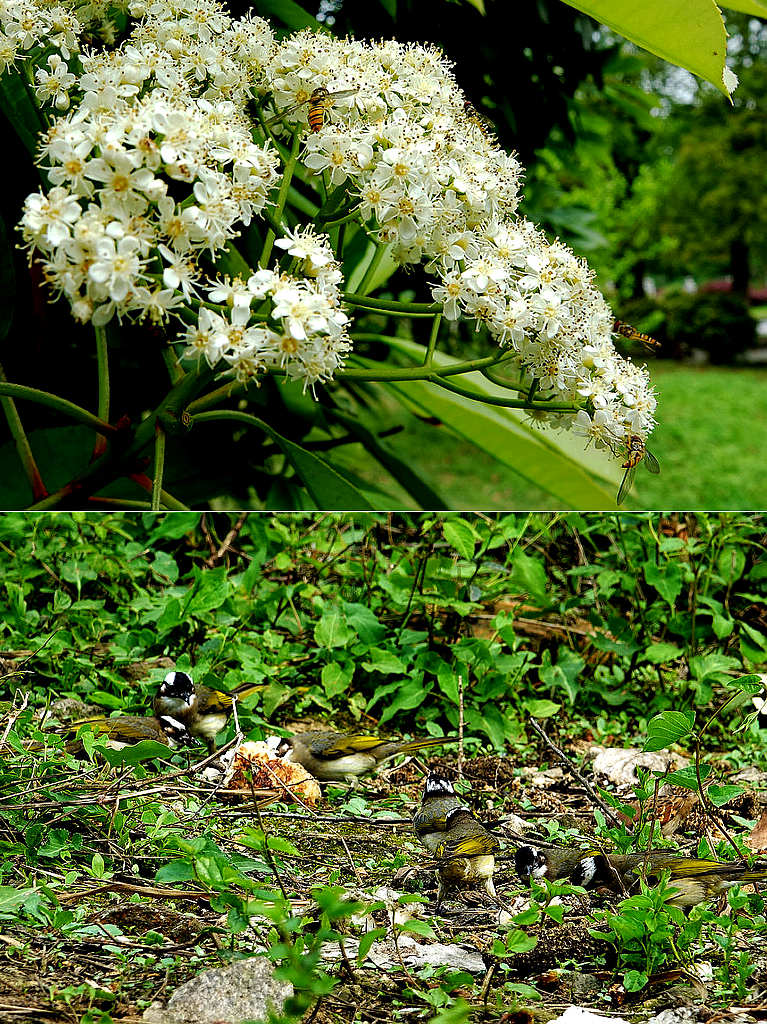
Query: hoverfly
xmin=463 ymin=99 xmax=496 ymax=139
xmin=613 ymin=318 xmax=661 ymax=354
xmin=265 ymin=86 xmax=358 ymax=133
xmin=613 ymin=432 xmax=661 ymax=505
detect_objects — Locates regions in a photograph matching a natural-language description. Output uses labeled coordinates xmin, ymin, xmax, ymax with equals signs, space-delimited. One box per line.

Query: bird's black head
xmin=514 ymin=845 xmax=548 ymax=882
xmin=159 ymin=715 xmax=192 ymax=746
xmin=159 ymin=671 xmax=195 ymax=704
xmin=423 ymin=773 xmax=455 ymax=798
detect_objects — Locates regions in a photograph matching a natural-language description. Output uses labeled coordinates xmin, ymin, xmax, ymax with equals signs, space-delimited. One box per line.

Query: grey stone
xmin=143 ymin=957 xmax=293 ymax=1024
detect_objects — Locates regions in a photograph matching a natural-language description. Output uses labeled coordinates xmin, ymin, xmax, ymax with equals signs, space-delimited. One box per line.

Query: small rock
xmin=143 ymin=957 xmax=292 ymax=1024
xmin=566 ymin=972 xmax=601 ymax=1000
xmin=550 ymin=1006 xmax=629 ymax=1024
xmin=647 ymin=1008 xmax=699 ymax=1024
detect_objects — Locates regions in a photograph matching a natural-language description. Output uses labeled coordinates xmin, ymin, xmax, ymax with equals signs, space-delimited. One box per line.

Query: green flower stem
xmin=260 ymin=131 xmax=302 ymax=268
xmin=186 ymin=379 xmax=248 ymax=415
xmin=319 ymin=208 xmax=360 ymax=229
xmin=0 ymin=381 xmax=118 ymax=436
xmin=432 ymin=374 xmax=580 ymax=411
xmin=423 ymin=313 xmax=442 ymax=366
xmin=0 ymin=362 xmax=47 ymax=501
xmin=341 ymin=344 xmax=512 ymax=379
xmin=151 ymin=424 xmax=166 ymax=510
xmin=92 ymin=325 xmax=111 ymax=458
xmin=355 ymin=244 xmax=386 ymax=296
xmin=162 ymin=347 xmax=185 ymax=384
xmin=481 ymin=363 xmax=527 ymax=393
xmin=343 ymin=293 xmax=440 ymax=315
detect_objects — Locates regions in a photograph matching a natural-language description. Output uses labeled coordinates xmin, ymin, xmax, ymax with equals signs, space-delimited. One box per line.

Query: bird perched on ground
xmin=413 ymin=773 xmax=501 ymax=908
xmin=515 ymin=844 xmax=767 ymax=908
xmin=154 ymin=670 xmax=264 ymax=752
xmin=274 ymin=730 xmax=452 ymax=782
xmin=31 ymin=714 xmax=191 ymax=754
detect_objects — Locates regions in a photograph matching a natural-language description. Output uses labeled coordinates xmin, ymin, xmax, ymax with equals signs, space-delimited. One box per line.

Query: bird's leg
xmin=435 ymin=877 xmax=447 ymax=914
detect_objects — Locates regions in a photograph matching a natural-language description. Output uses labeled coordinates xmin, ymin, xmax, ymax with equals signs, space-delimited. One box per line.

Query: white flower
xmin=34 ymin=53 xmax=76 ymax=110
xmin=88 ymin=235 xmax=146 ymax=302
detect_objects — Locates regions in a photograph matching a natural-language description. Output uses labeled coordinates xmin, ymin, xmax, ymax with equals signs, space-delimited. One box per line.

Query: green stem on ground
xmin=92 ymin=325 xmax=110 ymax=458
xmin=151 ymin=425 xmax=166 ymax=511
xmin=260 ymin=131 xmax=302 ymax=268
xmin=0 ymin=362 xmax=47 ymax=501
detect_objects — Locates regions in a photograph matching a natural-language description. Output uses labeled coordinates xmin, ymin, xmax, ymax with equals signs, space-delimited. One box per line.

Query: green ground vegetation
xmin=2 ymin=512 xmax=767 ymax=1022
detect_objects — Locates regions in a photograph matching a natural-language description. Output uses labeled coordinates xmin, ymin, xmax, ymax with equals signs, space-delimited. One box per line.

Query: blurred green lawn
xmin=331 ymin=362 xmax=767 ymax=509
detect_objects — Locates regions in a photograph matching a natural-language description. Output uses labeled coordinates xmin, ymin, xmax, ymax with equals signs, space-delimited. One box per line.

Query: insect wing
xmin=644 ymin=449 xmax=661 ymax=475
xmin=616 ymin=462 xmax=637 ymax=505
xmin=264 ymin=98 xmax=305 ymax=127
xmin=324 ymin=89 xmax=358 ymax=101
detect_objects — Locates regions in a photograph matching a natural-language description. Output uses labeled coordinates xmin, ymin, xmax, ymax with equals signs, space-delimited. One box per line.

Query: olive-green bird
xmin=515 ymin=844 xmax=767 ymax=909
xmin=413 ymin=773 xmax=500 ymax=908
xmin=154 ymin=670 xmax=264 ymax=752
xmin=29 ymin=713 xmax=191 ymax=754
xmin=275 ymin=731 xmax=452 ymax=782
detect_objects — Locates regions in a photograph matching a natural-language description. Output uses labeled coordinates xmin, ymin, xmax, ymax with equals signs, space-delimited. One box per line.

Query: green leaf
xmin=724 ymin=672 xmax=764 ymax=696
xmin=559 ymin=0 xmax=731 ymax=96
xmin=99 ymin=740 xmax=175 ymax=767
xmin=643 ymin=710 xmax=694 ymax=752
xmin=642 ymin=560 xmax=683 ymax=606
xmin=276 ymin=432 xmax=375 ymax=509
xmin=663 ymin=764 xmax=711 ymax=791
xmin=0 ymin=74 xmax=45 ymax=155
xmin=641 ymin=642 xmax=683 ymax=664
xmin=0 ymin=886 xmax=35 ymax=915
xmin=377 ymin=677 xmax=429 ymax=726
xmin=321 ymin=662 xmax=352 ymax=697
xmin=368 ymin=339 xmax=617 ymax=508
xmin=357 ymin=926 xmax=388 ymax=962
xmin=524 ymin=699 xmax=561 ymax=718
xmin=442 ymin=518 xmax=477 ymax=560
xmin=315 ymin=607 xmax=355 ymax=649
xmin=185 ymin=567 xmax=230 ymax=616
xmin=396 ymin=918 xmax=436 ymax=938
xmin=509 ymin=550 xmax=550 ymax=606
xmin=155 ymin=860 xmax=194 ymax=883
xmin=623 ymin=969 xmax=649 ymax=992
xmin=253 ymin=0 xmax=322 ymax=30
xmin=708 ymin=785 xmax=744 ymax=807
xmin=502 ymin=928 xmax=538 ymax=954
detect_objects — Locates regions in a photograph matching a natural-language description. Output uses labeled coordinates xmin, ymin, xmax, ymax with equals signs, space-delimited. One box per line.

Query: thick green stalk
xmin=92 ymin=325 xmax=110 ymax=458
xmin=424 ymin=313 xmax=442 ymax=366
xmin=151 ymin=425 xmax=166 ymax=510
xmin=341 ymin=348 xmax=514 ymax=380
xmin=260 ymin=131 xmax=303 ymax=268
xmin=343 ymin=294 xmax=440 ymax=314
xmin=432 ymin=375 xmax=580 ymax=412
xmin=0 ymin=362 xmax=47 ymax=500
xmin=0 ymin=382 xmax=118 ymax=436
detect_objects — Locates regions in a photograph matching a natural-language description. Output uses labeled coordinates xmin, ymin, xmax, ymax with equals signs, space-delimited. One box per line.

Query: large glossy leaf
xmin=258 ymin=421 xmax=375 ymax=509
xmin=355 ymin=339 xmax=618 ymax=508
xmin=0 ymin=215 xmax=15 ymax=342
xmin=0 ymin=75 xmax=44 ymax=156
xmin=560 ymin=0 xmax=732 ymax=97
xmin=721 ymin=0 xmax=767 ymax=14
xmin=253 ymin=0 xmax=322 ymax=30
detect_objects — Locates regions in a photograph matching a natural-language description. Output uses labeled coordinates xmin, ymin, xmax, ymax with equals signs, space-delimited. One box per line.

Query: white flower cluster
xmin=18 ymin=0 xmax=356 ymax=392
xmin=15 ymin=0 xmax=656 ymax=446
xmin=181 ymin=226 xmax=351 ymax=390
xmin=261 ymin=30 xmax=657 ymax=452
xmin=0 ymin=0 xmax=86 ymax=76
